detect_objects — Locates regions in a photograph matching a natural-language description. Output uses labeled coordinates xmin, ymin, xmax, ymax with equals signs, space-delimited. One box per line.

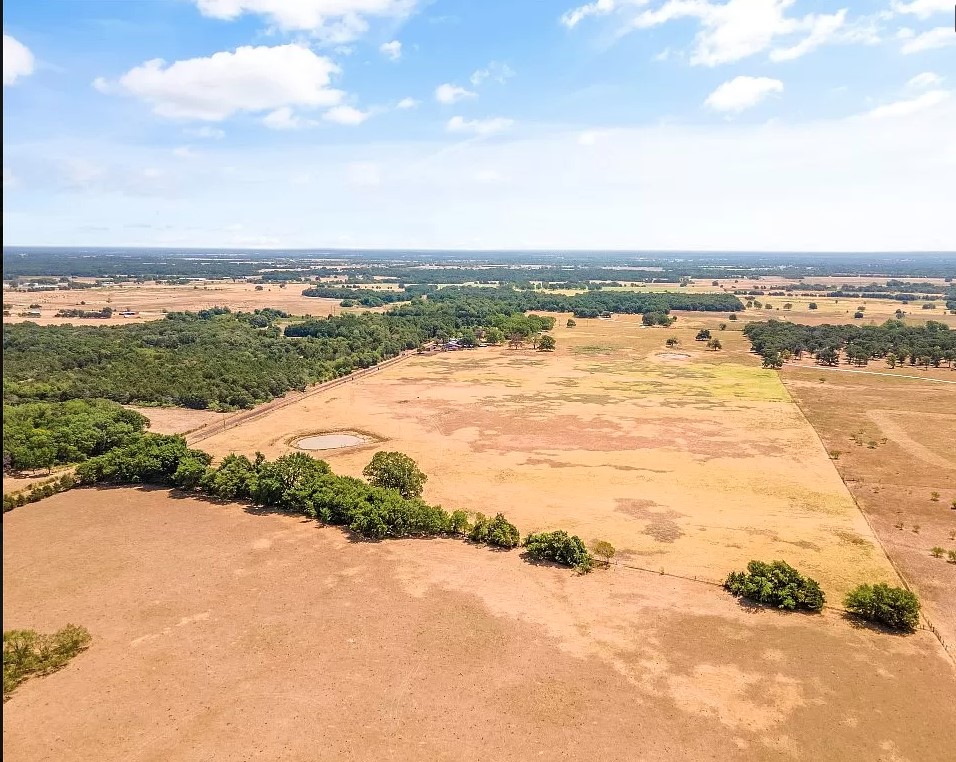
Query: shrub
xmin=3 ymin=624 xmax=92 ymax=698
xmin=592 ymin=540 xmax=616 ymax=568
xmin=524 ymin=530 xmax=593 ymax=572
xmin=449 ymin=510 xmax=470 ymax=535
xmin=930 ymin=547 xmax=944 ymax=558
xmin=469 ymin=513 xmax=520 ymax=549
xmin=948 ymin=550 xmax=956 ymax=564
xmin=724 ymin=560 xmax=825 ymax=611
xmin=695 ymin=329 xmax=711 ymax=341
xmin=537 ymin=334 xmax=556 ymax=351
xmin=844 ymin=583 xmax=920 ymax=632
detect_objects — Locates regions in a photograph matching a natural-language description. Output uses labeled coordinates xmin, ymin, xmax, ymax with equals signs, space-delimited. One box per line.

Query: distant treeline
xmin=7 ymin=249 xmax=954 ymax=282
xmin=301 ymin=284 xmax=437 ymax=306
xmin=743 ymin=319 xmax=956 ymax=368
xmin=422 ymin=286 xmax=743 ymax=318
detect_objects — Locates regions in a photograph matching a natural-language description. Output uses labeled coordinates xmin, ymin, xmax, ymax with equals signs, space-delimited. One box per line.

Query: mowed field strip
xmin=197 ymin=314 xmax=898 ymax=597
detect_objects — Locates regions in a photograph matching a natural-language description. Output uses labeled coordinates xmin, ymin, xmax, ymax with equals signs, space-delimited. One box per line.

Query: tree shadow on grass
xmin=839 ymin=611 xmax=913 ymax=637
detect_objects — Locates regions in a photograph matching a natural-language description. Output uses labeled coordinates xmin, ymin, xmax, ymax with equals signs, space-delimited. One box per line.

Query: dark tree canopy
xmin=362 ymin=451 xmax=428 ymax=499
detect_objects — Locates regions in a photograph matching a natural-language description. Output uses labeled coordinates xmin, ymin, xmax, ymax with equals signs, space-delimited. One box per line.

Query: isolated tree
xmin=931 ymin=547 xmax=944 ymax=558
xmin=843 ymin=583 xmax=920 ymax=631
xmin=707 ymin=337 xmax=722 ymax=351
xmin=695 ymin=329 xmax=711 ymax=341
xmin=728 ymin=313 xmax=738 ymax=321
xmin=592 ymin=540 xmax=616 ymax=568
xmin=808 ymin=302 xmax=818 ymax=310
xmin=363 ymin=451 xmax=427 ymax=499
xmin=665 ymin=337 xmax=680 ymax=347
xmin=538 ymin=334 xmax=556 ymax=351
xmin=718 ymin=322 xmax=728 ymax=331
xmin=566 ymin=318 xmax=576 ymax=328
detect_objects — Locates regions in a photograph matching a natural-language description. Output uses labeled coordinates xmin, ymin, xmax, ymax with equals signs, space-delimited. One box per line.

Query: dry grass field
xmin=780 ymin=367 xmax=956 ymax=650
xmin=195 ymin=314 xmax=897 ymax=599
xmin=2 ymin=281 xmax=344 ymax=325
xmin=4 ymin=488 xmax=954 ymax=761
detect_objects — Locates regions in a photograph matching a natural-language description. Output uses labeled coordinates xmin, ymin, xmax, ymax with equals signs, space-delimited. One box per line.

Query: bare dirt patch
xmin=3 ymin=488 xmax=954 ymax=761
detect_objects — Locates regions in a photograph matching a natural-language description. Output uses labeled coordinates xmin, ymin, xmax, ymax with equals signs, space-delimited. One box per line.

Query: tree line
xmin=743 ymin=319 xmax=956 ymax=369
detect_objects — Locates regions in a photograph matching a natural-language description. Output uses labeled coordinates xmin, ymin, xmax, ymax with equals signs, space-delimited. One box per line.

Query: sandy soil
xmin=2 ymin=281 xmax=359 ymax=325
xmin=127 ymin=406 xmax=228 ymax=436
xmin=781 ymin=367 xmax=956 ymax=651
xmin=3 ymin=487 xmax=953 ymax=761
xmin=196 ymin=314 xmax=897 ymax=599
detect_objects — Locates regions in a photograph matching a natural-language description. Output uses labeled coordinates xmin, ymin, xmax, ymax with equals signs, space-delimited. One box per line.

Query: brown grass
xmin=3 ymin=488 xmax=954 ymax=760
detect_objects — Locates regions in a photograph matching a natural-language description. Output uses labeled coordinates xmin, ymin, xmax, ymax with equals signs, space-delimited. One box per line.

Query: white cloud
xmin=3 ymin=34 xmax=35 ymax=86
xmin=704 ymin=76 xmax=783 ymax=112
xmin=435 ymin=83 xmax=476 ymax=104
xmin=470 ymin=61 xmax=515 ymax=86
xmin=193 ymin=0 xmax=419 ymax=42
xmin=173 ymin=146 xmax=199 ymax=159
xmin=865 ymin=89 xmax=950 ymax=118
xmin=769 ymin=9 xmax=846 ymax=62
xmin=396 ymin=97 xmax=419 ymax=109
xmin=379 ymin=40 xmax=402 ymax=60
xmin=185 ymin=126 xmax=226 ymax=139
xmin=345 ymin=161 xmax=381 ymax=186
xmin=323 ymin=105 xmax=370 ymax=124
xmin=447 ymin=116 xmax=514 ymax=135
xmin=263 ymin=106 xmax=309 ymax=129
xmin=892 ymin=0 xmax=950 ymax=19
xmin=907 ymin=71 xmax=942 ymax=89
xmin=900 ymin=27 xmax=956 ymax=54
xmin=92 ymin=76 xmax=113 ymax=94
xmin=568 ymin=0 xmax=861 ymax=66
xmin=109 ymin=44 xmax=343 ymax=120
xmin=560 ymin=0 xmax=616 ymax=29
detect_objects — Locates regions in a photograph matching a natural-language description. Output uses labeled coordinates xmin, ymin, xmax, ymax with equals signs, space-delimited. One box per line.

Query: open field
xmin=4 ymin=487 xmax=954 ymax=761
xmin=195 ymin=314 xmax=897 ymax=599
xmin=780 ymin=367 xmax=956 ymax=650
xmin=2 ymin=281 xmax=343 ymax=325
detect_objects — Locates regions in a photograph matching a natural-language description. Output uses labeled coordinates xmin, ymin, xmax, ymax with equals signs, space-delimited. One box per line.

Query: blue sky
xmin=3 ymin=0 xmax=954 ymax=250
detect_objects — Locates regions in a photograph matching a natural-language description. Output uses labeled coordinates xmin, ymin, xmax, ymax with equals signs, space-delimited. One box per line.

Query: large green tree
xmin=362 ymin=451 xmax=428 ymax=499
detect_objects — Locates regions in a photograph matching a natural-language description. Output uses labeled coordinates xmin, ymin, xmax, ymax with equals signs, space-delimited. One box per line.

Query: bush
xmin=592 ymin=540 xmax=616 ymax=567
xmin=524 ymin=530 xmax=593 ymax=572
xmin=3 ymin=624 xmax=92 ymax=698
xmin=724 ymin=560 xmax=825 ymax=611
xmin=844 ymin=583 xmax=920 ymax=631
xmin=537 ymin=335 xmax=556 ymax=351
xmin=469 ymin=513 xmax=520 ymax=549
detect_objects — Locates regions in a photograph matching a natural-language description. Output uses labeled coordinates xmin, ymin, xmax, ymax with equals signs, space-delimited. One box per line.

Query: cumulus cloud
xmin=865 ymin=89 xmax=950 ymax=118
xmin=769 ymin=9 xmax=847 ymax=62
xmin=891 ymin=0 xmax=950 ymax=19
xmin=193 ymin=0 xmax=419 ymax=42
xmin=446 ymin=116 xmax=514 ymax=135
xmin=560 ymin=0 xmax=616 ymax=28
xmin=323 ymin=105 xmax=370 ymax=124
xmin=435 ymin=83 xmax=476 ymax=104
xmin=705 ymin=76 xmax=783 ymax=112
xmin=470 ymin=61 xmax=515 ymax=86
xmin=396 ymin=97 xmax=419 ymax=109
xmin=900 ymin=27 xmax=956 ymax=54
xmin=3 ymin=34 xmax=35 ymax=86
xmin=907 ymin=71 xmax=942 ymax=89
xmin=379 ymin=40 xmax=402 ymax=60
xmin=173 ymin=146 xmax=199 ymax=159
xmin=107 ymin=44 xmax=343 ymax=120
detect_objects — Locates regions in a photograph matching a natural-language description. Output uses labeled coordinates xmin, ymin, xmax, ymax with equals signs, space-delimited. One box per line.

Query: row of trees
xmin=743 ymin=319 xmax=956 ymax=369
xmin=70 ymin=437 xmax=592 ymax=567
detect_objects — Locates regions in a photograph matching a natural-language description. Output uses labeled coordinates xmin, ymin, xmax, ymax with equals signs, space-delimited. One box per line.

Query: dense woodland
xmin=743 ymin=319 xmax=956 ymax=368
xmin=3 ymin=399 xmax=148 ymax=471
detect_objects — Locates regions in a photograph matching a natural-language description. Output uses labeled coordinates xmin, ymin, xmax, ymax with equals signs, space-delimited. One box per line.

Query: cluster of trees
xmin=3 ymin=400 xmax=149 ymax=472
xmin=54 ymin=307 xmax=113 ymax=319
xmin=301 ymin=285 xmax=436 ymax=307
xmin=743 ymin=319 xmax=956 ymax=369
xmin=424 ymin=286 xmax=742 ymax=318
xmin=724 ymin=560 xmax=826 ymax=611
xmin=3 ymin=624 xmax=92 ymax=698
xmin=524 ymin=531 xmax=593 ymax=572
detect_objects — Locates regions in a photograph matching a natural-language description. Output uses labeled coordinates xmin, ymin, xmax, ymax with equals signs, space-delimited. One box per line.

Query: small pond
xmin=294 ymin=432 xmax=372 ymax=451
